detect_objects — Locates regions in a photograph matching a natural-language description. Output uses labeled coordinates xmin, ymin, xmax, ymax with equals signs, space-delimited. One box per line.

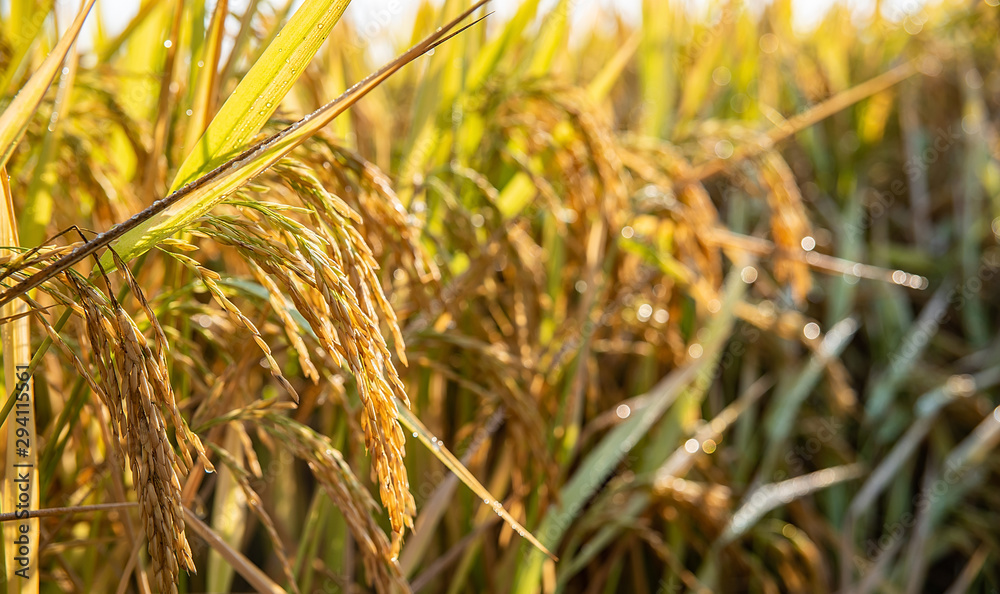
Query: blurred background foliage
xmin=0 ymin=0 xmax=999 ymax=592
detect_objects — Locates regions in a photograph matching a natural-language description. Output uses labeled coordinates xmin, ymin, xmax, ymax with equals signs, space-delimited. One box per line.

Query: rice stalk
xmin=207 ymin=440 xmax=300 ymax=594
xmin=0 ymin=165 xmax=38 ymax=592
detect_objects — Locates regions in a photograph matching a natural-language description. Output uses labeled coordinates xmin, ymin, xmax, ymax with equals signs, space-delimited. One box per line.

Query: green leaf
xmin=101 ymin=3 xmax=489 ymax=269
xmin=512 ymin=269 xmax=746 ymax=594
xmin=0 ymin=0 xmax=95 ymax=171
xmin=169 ymin=0 xmax=352 ymax=191
xmin=0 ymin=0 xmax=56 ymax=95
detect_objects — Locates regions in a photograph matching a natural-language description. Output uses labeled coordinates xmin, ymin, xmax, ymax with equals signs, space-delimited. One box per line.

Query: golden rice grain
xmin=70 ymin=274 xmax=198 ymax=594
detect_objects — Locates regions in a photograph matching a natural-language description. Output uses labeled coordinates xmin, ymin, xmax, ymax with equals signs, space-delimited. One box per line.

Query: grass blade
xmin=0 ymin=0 xmax=96 ymax=171
xmin=395 ymin=401 xmax=555 ymax=561
xmin=720 ymin=463 xmax=866 ymax=544
xmin=0 ymin=165 xmax=37 ymax=591
xmin=170 ymin=0 xmax=352 ymax=190
xmin=512 ymin=269 xmax=746 ymax=594
xmin=104 ymin=2 xmax=490 ymax=265
xmin=0 ymin=0 xmax=55 ymax=96
xmin=182 ymin=507 xmax=284 ymax=594
xmin=182 ymin=0 xmax=229 ymax=152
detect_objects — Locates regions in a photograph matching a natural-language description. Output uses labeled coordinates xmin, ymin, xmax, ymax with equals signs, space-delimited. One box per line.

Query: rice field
xmin=0 ymin=0 xmax=998 ymax=592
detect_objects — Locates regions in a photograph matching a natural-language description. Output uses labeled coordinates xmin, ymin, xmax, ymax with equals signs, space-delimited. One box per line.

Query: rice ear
xmin=114 ymin=303 xmax=196 ymax=593
xmin=111 ymin=249 xmax=215 ymax=472
xmin=70 ymin=274 xmax=198 ymax=594
xmin=199 ymin=197 xmax=416 ymax=539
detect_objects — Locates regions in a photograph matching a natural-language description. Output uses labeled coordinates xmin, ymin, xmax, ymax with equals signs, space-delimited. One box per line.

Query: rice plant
xmin=0 ymin=0 xmax=997 ymax=592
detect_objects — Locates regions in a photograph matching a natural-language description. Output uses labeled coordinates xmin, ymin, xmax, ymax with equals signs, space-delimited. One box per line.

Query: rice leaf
xmin=0 ymin=0 xmax=96 ymax=171
xmin=395 ymin=401 xmax=555 ymax=561
xmin=170 ymin=0 xmax=352 ymax=190
xmin=0 ymin=165 xmax=38 ymax=591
